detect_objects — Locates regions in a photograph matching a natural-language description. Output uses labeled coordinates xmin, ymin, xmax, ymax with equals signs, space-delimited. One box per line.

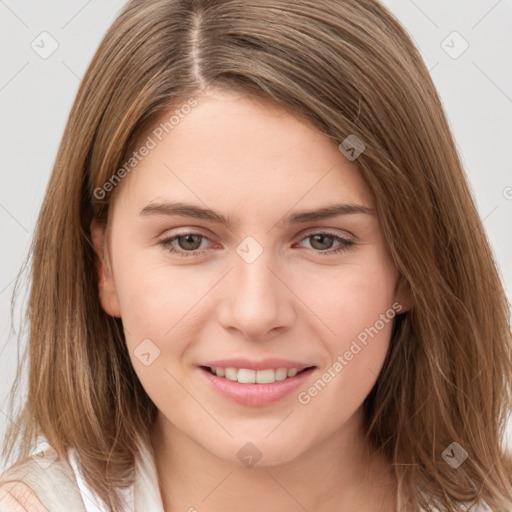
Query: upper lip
xmin=200 ymin=358 xmax=315 ymax=371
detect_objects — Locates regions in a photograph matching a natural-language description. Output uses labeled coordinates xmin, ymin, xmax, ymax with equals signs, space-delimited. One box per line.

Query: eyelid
xmin=158 ymin=224 xmax=214 ymax=236
xmin=295 ymin=226 xmax=355 ymax=246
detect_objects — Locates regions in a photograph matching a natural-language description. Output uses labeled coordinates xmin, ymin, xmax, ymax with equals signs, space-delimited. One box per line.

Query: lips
xmin=200 ymin=358 xmax=313 ymax=371
xmin=198 ymin=358 xmax=317 ymax=406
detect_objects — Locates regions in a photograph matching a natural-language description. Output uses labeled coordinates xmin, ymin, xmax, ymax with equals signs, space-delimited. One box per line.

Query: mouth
xmin=198 ymin=364 xmax=317 ymax=407
xmin=200 ymin=365 xmax=315 ymax=384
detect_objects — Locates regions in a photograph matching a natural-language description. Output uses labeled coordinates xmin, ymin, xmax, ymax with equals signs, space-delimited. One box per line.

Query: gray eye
xmin=176 ymin=234 xmax=204 ymax=251
xmin=308 ymin=234 xmax=335 ymax=251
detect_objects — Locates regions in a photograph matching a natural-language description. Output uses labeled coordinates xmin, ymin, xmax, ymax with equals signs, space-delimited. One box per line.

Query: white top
xmin=67 ymin=449 xmax=134 ymax=512
xmin=67 ymin=443 xmax=164 ymax=512
xmin=66 ymin=447 xmax=492 ymax=512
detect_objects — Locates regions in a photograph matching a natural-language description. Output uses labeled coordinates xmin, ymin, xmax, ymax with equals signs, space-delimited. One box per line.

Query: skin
xmin=91 ymin=88 xmax=411 ymax=511
xmin=0 ymin=482 xmax=50 ymax=512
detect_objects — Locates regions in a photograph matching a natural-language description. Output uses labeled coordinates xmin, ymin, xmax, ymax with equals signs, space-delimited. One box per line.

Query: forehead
xmin=111 ymin=89 xmax=374 ymax=224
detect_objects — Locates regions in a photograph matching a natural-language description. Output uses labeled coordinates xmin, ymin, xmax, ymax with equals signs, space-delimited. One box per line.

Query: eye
xmin=159 ymin=233 xmax=213 ymax=257
xmin=296 ymin=231 xmax=354 ymax=255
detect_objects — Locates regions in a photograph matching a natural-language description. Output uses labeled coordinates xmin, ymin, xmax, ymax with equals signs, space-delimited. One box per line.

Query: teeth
xmin=256 ymin=369 xmax=276 ymax=384
xmin=211 ymin=367 xmax=306 ymax=383
xmin=237 ymin=368 xmax=255 ymax=383
xmin=225 ymin=367 xmax=237 ymax=381
xmin=275 ymin=368 xmax=288 ymax=381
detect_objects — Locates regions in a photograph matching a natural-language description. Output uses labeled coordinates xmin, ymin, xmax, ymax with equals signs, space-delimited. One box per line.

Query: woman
xmin=1 ymin=0 xmax=511 ymax=510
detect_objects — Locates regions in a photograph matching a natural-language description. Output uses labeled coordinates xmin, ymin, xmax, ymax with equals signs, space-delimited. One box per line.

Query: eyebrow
xmin=138 ymin=201 xmax=375 ymax=226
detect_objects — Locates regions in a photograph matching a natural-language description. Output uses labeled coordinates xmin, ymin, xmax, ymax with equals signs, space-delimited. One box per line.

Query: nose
xmin=217 ymin=248 xmax=296 ymax=340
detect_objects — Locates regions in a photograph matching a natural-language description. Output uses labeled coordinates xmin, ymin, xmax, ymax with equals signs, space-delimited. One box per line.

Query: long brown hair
xmin=3 ymin=0 xmax=512 ymax=510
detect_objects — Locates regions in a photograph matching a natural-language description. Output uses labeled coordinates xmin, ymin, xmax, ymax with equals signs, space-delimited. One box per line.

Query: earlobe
xmin=90 ymin=218 xmax=122 ymax=318
xmin=395 ymin=275 xmax=413 ymax=314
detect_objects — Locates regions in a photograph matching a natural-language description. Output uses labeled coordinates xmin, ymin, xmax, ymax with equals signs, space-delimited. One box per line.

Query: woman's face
xmin=93 ymin=88 xmax=404 ymax=466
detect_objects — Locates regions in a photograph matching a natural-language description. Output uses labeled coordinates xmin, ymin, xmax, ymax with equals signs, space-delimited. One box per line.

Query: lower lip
xmin=198 ymin=366 xmax=316 ymax=407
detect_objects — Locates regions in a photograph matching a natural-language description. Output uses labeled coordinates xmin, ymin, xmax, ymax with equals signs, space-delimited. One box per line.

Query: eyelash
xmin=158 ymin=231 xmax=354 ymax=258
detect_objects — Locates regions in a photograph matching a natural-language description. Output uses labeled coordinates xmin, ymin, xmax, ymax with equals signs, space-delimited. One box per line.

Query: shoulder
xmin=0 ymin=449 xmax=86 ymax=512
xmin=0 ymin=480 xmax=50 ymax=512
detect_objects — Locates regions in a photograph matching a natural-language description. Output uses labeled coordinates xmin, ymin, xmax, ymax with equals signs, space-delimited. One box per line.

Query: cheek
xmin=113 ymin=253 xmax=214 ymax=404
xmin=294 ymin=271 xmax=397 ymax=417
xmin=111 ymin=241 xmax=218 ymax=353
xmin=298 ymin=257 xmax=396 ymax=338
xmin=291 ymin=253 xmax=397 ymax=384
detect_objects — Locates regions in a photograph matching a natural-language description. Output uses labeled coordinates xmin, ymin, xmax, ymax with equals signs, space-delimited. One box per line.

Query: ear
xmin=394 ymin=274 xmax=413 ymax=314
xmin=90 ymin=218 xmax=121 ymax=318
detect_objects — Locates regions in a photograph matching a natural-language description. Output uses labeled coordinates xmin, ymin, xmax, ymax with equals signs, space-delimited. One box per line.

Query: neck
xmin=149 ymin=408 xmax=398 ymax=511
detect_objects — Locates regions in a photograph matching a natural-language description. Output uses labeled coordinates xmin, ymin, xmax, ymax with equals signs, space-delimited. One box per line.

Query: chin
xmin=211 ymin=437 xmax=307 ymax=469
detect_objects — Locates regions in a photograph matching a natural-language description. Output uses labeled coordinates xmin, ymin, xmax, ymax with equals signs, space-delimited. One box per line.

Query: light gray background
xmin=1 ymin=1 xmax=511 ymax=469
